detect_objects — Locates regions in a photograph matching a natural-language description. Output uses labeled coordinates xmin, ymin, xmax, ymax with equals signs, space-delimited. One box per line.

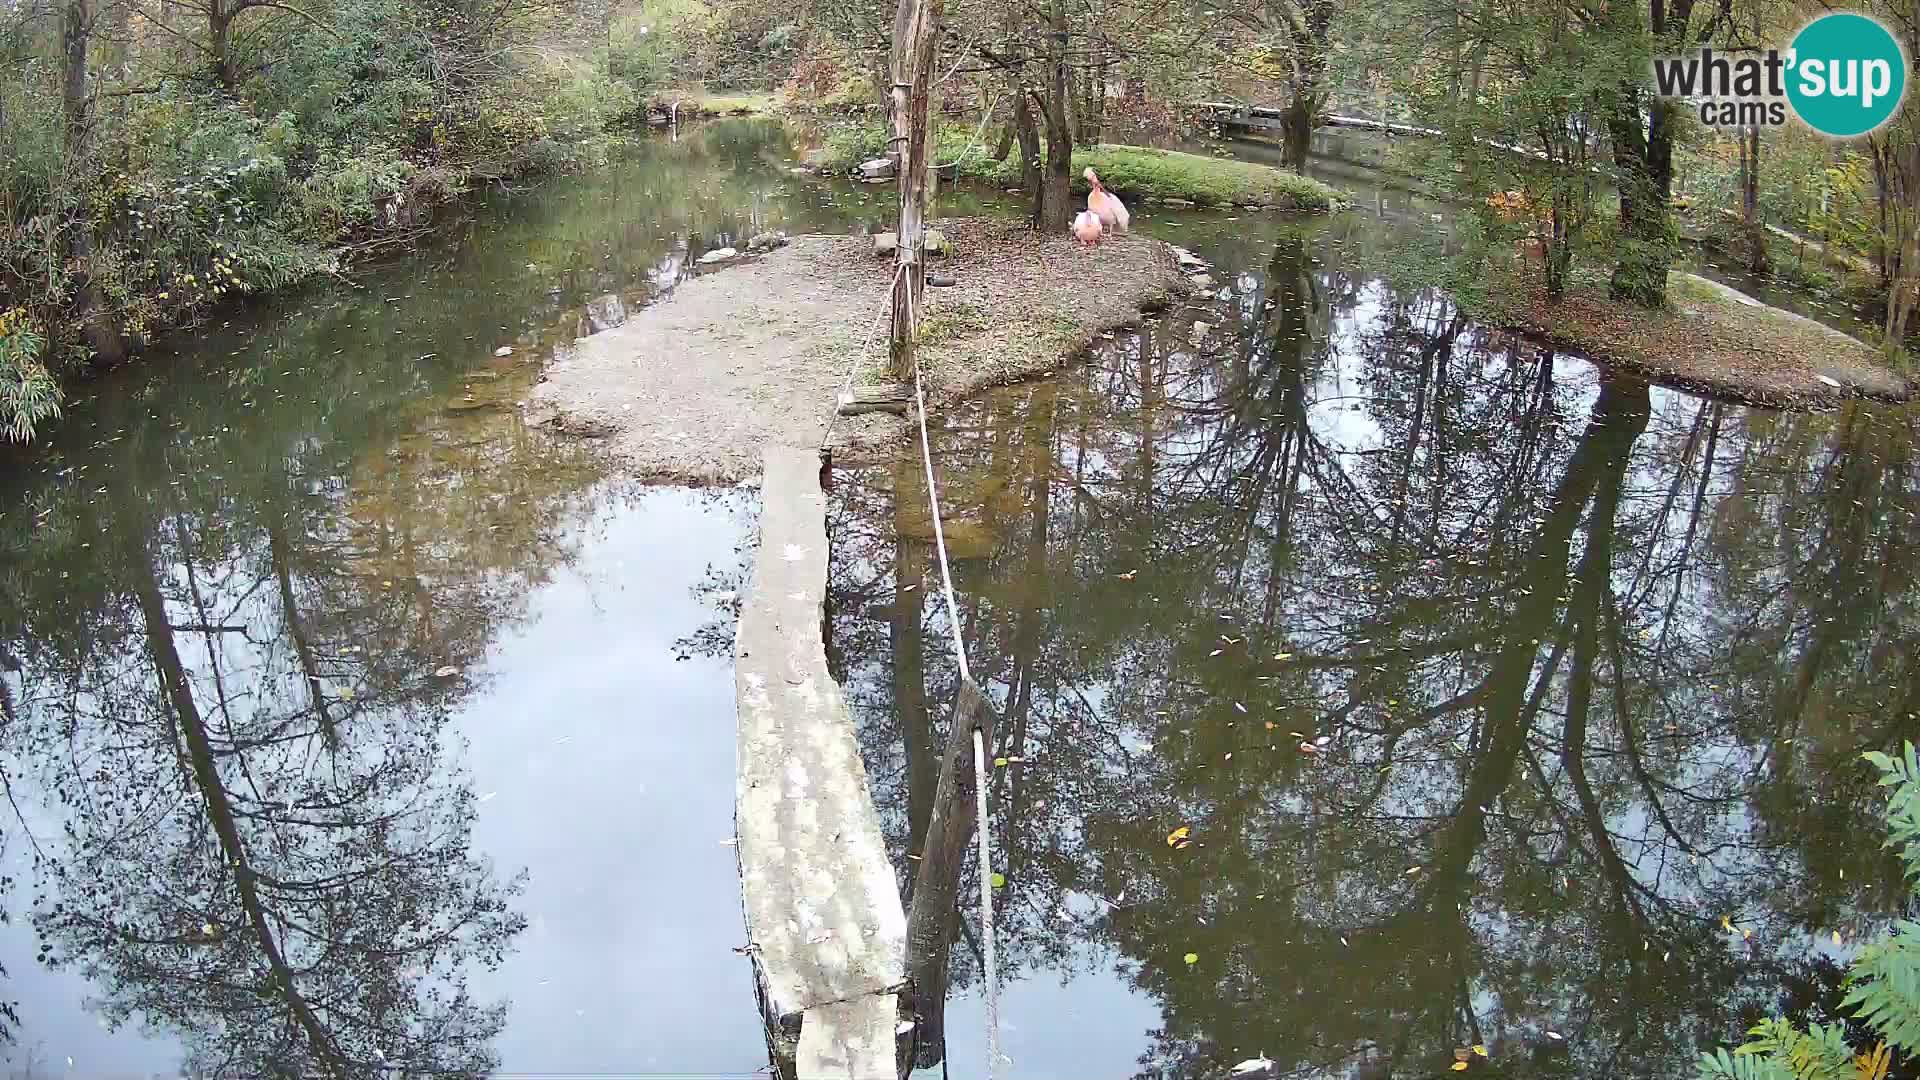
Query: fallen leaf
xmin=1274 ymin=652 xmax=1293 ymax=660
xmin=1451 ymin=1063 xmax=1469 ymax=1072
xmin=1405 ymin=866 xmax=1423 ymax=876
xmin=1473 ymin=1045 xmax=1488 ymax=1057
xmin=433 ymin=665 xmax=460 ymax=678
xmin=990 ymin=872 xmax=1006 ymax=888
xmin=1546 ymin=1031 xmax=1564 ymax=1042
xmin=1183 ymin=952 xmax=1199 ymax=965
xmin=1167 ymin=826 xmax=1192 ymax=848
xmin=994 ymin=757 xmax=1009 ymax=767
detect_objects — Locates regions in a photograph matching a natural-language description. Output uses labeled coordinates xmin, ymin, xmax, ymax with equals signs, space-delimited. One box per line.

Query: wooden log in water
xmin=903 ymin=676 xmax=996 ymax=1068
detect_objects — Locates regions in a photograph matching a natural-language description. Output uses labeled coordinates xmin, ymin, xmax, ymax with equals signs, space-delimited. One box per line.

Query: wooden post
xmin=887 ymin=0 xmax=943 ymax=381
xmin=903 ymin=676 xmax=994 ymax=1068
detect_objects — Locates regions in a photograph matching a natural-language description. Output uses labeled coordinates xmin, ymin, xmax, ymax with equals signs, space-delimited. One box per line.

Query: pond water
xmin=0 ymin=117 xmax=1913 ymax=1079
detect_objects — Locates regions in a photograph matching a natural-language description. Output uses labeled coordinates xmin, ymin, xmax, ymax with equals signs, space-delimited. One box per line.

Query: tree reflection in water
xmin=808 ymin=227 xmax=1920 ymax=1079
xmin=0 ymin=313 xmax=608 ymax=1075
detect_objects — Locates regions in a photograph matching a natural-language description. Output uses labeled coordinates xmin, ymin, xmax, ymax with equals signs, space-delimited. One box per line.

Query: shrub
xmin=1695 ymin=743 xmax=1920 ymax=1080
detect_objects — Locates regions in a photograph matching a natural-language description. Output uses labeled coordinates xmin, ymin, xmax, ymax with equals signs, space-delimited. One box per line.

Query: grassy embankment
xmin=1486 ymin=265 xmax=1915 ymax=406
xmin=813 ymin=119 xmax=1346 ymax=211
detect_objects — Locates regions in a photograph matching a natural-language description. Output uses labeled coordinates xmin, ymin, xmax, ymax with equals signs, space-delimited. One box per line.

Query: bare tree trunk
xmin=1740 ymin=125 xmax=1768 ymax=273
xmin=1013 ymin=89 xmax=1042 ymax=224
xmin=1030 ymin=0 xmax=1074 ymax=232
xmin=61 ymin=0 xmax=125 ymax=368
xmin=886 ymin=0 xmax=944 ymax=379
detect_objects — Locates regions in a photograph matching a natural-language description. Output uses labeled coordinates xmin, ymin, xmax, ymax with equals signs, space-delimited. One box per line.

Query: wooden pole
xmin=903 ymin=676 xmax=994 ymax=1068
xmin=887 ymin=0 xmax=943 ymax=381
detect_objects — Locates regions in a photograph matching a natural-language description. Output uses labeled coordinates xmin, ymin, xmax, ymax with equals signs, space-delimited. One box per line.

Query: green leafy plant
xmin=1696 ymin=743 xmax=1920 ymax=1080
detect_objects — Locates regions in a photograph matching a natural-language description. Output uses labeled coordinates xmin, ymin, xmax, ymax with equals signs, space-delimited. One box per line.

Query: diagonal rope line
xmin=904 ymin=272 xmax=998 ymax=1080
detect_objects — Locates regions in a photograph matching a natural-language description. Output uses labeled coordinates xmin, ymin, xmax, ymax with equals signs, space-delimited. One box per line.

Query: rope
xmin=819 ymin=263 xmax=909 ymax=453
xmin=971 ymin=726 xmax=1000 ymax=1080
xmin=903 ymin=269 xmax=997 ymax=1078
xmin=909 ymin=354 xmax=971 ymax=686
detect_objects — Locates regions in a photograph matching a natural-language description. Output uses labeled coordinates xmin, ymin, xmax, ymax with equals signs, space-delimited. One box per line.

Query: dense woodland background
xmin=3 ymin=0 xmax=1920 ymax=440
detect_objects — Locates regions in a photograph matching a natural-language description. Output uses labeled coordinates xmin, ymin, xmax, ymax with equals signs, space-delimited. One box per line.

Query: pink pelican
xmin=1085 ymin=168 xmax=1130 ymax=234
xmin=1072 ymin=210 xmax=1105 ymax=247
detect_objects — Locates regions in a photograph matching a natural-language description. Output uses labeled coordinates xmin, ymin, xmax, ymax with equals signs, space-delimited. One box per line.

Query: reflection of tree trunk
xmin=895 ymin=478 xmax=934 ymax=860
xmin=130 ymin=553 xmax=351 ymax=1079
xmin=268 ymin=517 xmax=340 ymax=751
xmin=999 ymin=389 xmax=1055 ymax=831
xmin=903 ymin=681 xmax=995 ymax=1069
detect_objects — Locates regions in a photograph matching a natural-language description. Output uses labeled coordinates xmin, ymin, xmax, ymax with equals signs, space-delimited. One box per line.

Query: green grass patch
xmin=813 ymin=119 xmax=1344 ymax=211
xmin=673 ymin=91 xmax=777 ymax=115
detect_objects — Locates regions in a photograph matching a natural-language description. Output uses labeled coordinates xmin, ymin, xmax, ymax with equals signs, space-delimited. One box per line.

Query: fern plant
xmin=1696 ymin=743 xmax=1920 ymax=1080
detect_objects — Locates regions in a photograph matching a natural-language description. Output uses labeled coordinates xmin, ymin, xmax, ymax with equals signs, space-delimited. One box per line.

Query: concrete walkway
xmin=736 ymin=448 xmax=906 ymax=1079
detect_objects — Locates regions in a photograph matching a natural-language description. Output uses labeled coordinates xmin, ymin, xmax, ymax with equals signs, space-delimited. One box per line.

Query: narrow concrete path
xmin=736 ymin=447 xmax=905 ymax=1079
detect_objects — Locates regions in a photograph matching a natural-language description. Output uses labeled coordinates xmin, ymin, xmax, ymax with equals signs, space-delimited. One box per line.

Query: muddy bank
xmin=1495 ymin=271 xmax=1915 ymax=408
xmin=527 ymin=218 xmax=1184 ymax=483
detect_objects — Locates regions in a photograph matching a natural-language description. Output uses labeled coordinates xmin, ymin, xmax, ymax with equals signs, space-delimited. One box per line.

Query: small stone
xmin=493 ymin=345 xmax=513 ymax=357
xmin=697 ymin=247 xmax=738 ymax=265
xmin=929 ymin=274 xmax=958 ymax=287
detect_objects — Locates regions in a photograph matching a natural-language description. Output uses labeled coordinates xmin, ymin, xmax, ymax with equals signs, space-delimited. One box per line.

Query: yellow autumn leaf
xmin=1473 ymin=1045 xmax=1488 ymax=1057
xmin=1451 ymin=1063 xmax=1469 ymax=1072
xmin=1167 ymin=826 xmax=1191 ymax=848
xmin=1835 ymin=930 xmax=1844 ymax=946
xmin=1183 ymin=952 xmax=1198 ymax=965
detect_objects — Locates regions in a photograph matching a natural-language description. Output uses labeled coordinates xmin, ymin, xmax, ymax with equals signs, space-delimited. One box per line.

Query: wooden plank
xmin=903 ymin=677 xmax=994 ymax=1068
xmin=736 ymin=447 xmax=907 ymax=1042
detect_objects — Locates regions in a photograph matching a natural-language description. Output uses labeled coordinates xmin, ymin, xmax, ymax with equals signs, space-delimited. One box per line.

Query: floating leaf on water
xmin=994 ymin=757 xmax=1009 ymax=767
xmin=1405 ymin=866 xmax=1423 ymax=876
xmin=1450 ymin=1063 xmax=1469 ymax=1072
xmin=990 ymin=872 xmax=1006 ymax=888
xmin=494 ymin=345 xmax=514 ymax=356
xmin=1274 ymin=652 xmax=1293 ymax=661
xmin=1546 ymin=1031 xmax=1564 ymax=1041
xmin=433 ymin=665 xmax=460 ymax=678
xmin=1233 ymin=702 xmax=1247 ymax=713
xmin=1339 ymin=935 xmax=1349 ymax=947
xmin=1183 ymin=952 xmax=1199 ymax=965
xmin=1473 ymin=1045 xmax=1488 ymax=1057
xmin=1167 ymin=826 xmax=1192 ymax=848
xmin=1210 ymin=649 xmax=1223 ymax=657
xmin=1298 ymin=742 xmax=1319 ymax=754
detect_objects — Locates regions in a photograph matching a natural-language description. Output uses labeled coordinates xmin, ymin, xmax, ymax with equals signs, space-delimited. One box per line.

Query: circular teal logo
xmin=1786 ymin=12 xmax=1908 ymax=137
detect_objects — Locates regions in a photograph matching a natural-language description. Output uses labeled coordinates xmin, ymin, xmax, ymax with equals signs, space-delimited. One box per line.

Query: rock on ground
xmin=527 ymin=218 xmax=1184 ymax=483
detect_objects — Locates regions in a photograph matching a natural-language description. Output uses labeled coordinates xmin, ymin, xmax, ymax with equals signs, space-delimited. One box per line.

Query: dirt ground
xmin=526 ymin=218 xmax=1183 ymax=484
xmin=1498 ymin=271 xmax=1915 ymax=408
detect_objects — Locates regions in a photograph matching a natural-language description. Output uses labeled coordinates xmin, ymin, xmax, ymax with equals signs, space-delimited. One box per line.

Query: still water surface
xmin=0 ymin=118 xmax=1912 ymax=1078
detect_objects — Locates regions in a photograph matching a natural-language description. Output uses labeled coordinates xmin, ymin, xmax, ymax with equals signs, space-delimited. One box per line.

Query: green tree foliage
xmin=1696 ymin=744 xmax=1920 ymax=1080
